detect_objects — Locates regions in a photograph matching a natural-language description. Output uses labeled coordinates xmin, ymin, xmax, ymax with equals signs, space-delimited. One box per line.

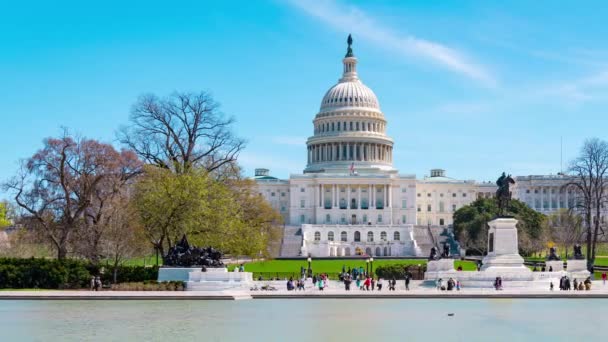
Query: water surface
xmin=0 ymin=299 xmax=603 ymax=341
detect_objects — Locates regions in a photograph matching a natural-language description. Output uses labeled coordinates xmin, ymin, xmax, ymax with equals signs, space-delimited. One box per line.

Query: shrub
xmin=0 ymin=258 xmax=90 ymax=289
xmin=0 ymin=258 xmax=159 ymax=289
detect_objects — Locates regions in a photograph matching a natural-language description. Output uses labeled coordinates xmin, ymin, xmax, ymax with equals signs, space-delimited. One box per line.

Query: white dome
xmin=320 ymin=80 xmax=379 ymax=111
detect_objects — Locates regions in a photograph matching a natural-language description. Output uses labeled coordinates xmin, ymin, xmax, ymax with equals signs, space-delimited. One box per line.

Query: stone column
xmin=357 ymin=186 xmax=361 ymax=210
xmin=388 ymin=184 xmax=392 ymax=208
xmin=319 ymin=184 xmax=322 ymax=208
xmin=371 ymin=185 xmax=375 ymax=209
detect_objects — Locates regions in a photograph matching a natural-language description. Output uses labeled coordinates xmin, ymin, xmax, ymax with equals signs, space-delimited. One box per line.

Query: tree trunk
xmin=57 ymin=246 xmax=68 ymax=260
xmin=584 ymin=211 xmax=591 ymax=269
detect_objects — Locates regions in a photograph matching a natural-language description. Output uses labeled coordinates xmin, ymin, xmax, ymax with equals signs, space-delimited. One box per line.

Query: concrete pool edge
xmin=1 ymin=291 xmax=608 ymax=300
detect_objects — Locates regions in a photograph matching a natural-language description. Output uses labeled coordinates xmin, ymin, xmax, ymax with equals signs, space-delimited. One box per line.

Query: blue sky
xmin=2 ymin=0 xmax=608 ymax=200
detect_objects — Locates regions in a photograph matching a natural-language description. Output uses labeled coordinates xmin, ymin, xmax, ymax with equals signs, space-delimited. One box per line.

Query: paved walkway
xmin=2 ymin=281 xmax=608 ymax=300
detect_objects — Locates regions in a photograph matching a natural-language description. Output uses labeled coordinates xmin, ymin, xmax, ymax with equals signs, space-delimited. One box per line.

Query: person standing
xmin=377 ymin=278 xmax=383 ymax=291
xmin=370 ymin=277 xmax=376 ymax=291
xmin=602 ymin=272 xmax=607 ymax=285
xmin=94 ymin=276 xmax=102 ymax=291
xmin=90 ymin=276 xmax=95 ymax=291
xmin=405 ymin=272 xmax=411 ymax=291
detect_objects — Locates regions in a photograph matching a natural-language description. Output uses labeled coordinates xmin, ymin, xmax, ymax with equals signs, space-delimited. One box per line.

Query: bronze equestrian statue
xmin=496 ymin=172 xmax=515 ymax=217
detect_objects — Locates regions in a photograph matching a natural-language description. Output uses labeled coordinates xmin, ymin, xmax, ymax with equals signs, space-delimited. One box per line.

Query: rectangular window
xmin=427 ymin=204 xmax=432 ymax=212
xmin=300 ymin=215 xmax=305 ymax=223
xmin=402 ymin=199 xmax=407 ymax=209
xmin=452 ymin=193 xmax=457 ymax=197
xmin=452 ymin=204 xmax=457 ymax=212
xmin=271 ymin=192 xmax=275 ymax=197
xmin=300 ymin=188 xmax=305 ymax=193
xmin=377 ymin=215 xmax=382 ymax=223
xmin=417 ymin=205 xmax=421 ymax=212
xmin=281 ymin=192 xmax=285 ymax=197
xmin=300 ymin=200 xmax=305 ymax=208
xmin=401 ymin=187 xmax=406 ymax=193
xmin=402 ymin=215 xmax=406 ymax=224
xmin=462 ymin=193 xmax=467 ymax=197
xmin=526 ymin=189 xmax=530 ymax=194
xmin=280 ymin=206 xmax=286 ymax=212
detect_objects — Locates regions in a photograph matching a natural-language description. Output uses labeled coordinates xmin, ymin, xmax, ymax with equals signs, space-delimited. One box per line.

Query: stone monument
xmin=481 ymin=173 xmax=529 ymax=273
xmin=566 ymin=244 xmax=590 ymax=278
xmin=157 ymin=235 xmax=253 ymax=291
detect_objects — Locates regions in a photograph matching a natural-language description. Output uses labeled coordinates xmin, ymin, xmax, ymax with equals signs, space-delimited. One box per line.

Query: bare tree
xmin=565 ymin=138 xmax=608 ymax=269
xmin=4 ymin=131 xmax=141 ymax=260
xmin=547 ymin=208 xmax=584 ymax=259
xmin=119 ymin=91 xmax=245 ymax=174
xmin=101 ymin=195 xmax=148 ymax=283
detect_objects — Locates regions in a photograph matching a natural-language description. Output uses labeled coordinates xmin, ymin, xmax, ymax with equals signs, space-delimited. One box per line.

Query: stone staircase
xmin=280 ymin=225 xmax=303 ymax=257
xmin=412 ymin=225 xmax=460 ymax=258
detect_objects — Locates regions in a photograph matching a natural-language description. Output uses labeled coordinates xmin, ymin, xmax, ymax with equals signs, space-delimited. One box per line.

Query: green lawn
xmin=229 ymin=258 xmax=477 ymax=274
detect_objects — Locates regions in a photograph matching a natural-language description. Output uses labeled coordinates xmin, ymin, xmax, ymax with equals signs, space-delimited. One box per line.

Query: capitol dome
xmin=304 ymin=35 xmax=395 ymax=174
xmin=320 ymin=79 xmax=380 ymax=112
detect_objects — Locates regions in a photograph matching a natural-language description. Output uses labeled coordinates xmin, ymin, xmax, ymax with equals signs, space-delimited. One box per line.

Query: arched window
xmin=380 ymin=231 xmax=387 ymax=241
xmin=367 ymin=231 xmax=374 ymax=242
xmin=341 ymin=231 xmax=347 ymax=242
xmin=314 ymin=231 xmax=321 ymax=241
xmin=328 ymin=231 xmax=334 ymax=241
xmin=375 ymin=247 xmax=381 ymax=256
xmin=351 ymin=198 xmax=357 ymax=209
xmin=394 ymin=231 xmax=400 ymax=241
xmin=361 ymin=198 xmax=368 ymax=209
xmin=354 ymin=231 xmax=361 ymax=242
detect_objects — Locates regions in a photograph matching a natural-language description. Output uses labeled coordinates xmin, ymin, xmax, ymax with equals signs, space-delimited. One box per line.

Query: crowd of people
xmin=550 ymin=276 xmax=593 ymax=291
xmin=284 ymin=264 xmax=414 ymax=292
xmin=436 ymin=277 xmax=461 ymax=291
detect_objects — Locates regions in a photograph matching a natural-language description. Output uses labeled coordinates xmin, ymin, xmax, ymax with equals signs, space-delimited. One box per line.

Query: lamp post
xmin=366 ymin=258 xmax=370 ymax=276
xmin=370 ymin=257 xmax=374 ymax=276
xmin=307 ymin=256 xmax=312 ymax=278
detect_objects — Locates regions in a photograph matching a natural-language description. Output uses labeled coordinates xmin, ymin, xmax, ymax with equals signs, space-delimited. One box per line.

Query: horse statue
xmin=496 ymin=172 xmax=515 ymax=217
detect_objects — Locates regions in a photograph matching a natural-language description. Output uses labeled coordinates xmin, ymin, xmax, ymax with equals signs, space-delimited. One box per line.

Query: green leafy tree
xmin=454 ymin=198 xmax=546 ymax=256
xmin=133 ymin=166 xmax=211 ymax=257
xmin=0 ymin=202 xmax=11 ymax=228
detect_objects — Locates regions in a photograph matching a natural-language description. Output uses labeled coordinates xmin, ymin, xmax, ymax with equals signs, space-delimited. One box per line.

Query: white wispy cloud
xmin=288 ymin=0 xmax=495 ymax=86
xmin=538 ymin=70 xmax=608 ymax=104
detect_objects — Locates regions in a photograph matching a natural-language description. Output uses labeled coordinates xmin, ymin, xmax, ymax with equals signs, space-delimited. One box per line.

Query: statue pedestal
xmin=545 ymin=260 xmax=564 ymax=272
xmin=186 ymin=268 xmax=253 ymax=291
xmin=426 ymin=259 xmax=455 ymax=272
xmin=481 ymin=218 xmax=530 ymax=273
xmin=566 ymin=259 xmax=590 ymax=279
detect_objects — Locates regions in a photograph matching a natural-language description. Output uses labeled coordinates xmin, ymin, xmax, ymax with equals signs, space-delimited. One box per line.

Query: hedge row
xmin=0 ymin=258 xmax=158 ymax=289
xmin=374 ymin=264 xmax=426 ymax=280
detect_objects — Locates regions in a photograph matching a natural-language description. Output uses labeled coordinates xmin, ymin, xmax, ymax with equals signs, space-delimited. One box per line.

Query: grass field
xmin=229 ymin=258 xmax=477 ymax=274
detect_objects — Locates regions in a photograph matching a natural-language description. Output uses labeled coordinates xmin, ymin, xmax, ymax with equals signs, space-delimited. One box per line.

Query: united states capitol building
xmin=255 ymin=37 xmax=580 ymax=258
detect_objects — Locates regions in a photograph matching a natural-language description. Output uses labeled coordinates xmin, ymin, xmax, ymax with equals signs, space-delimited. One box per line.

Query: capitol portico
xmin=254 ymin=36 xmax=590 ymax=258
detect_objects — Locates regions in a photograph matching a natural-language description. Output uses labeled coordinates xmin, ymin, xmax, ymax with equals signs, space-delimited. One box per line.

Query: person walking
xmin=370 ymin=277 xmax=376 ymax=291
xmin=90 ymin=276 xmax=95 ymax=291
xmin=364 ymin=276 xmax=371 ymax=291
xmin=390 ymin=277 xmax=396 ymax=291
xmin=377 ymin=278 xmax=383 ymax=291
xmin=602 ymin=272 xmax=607 ymax=285
xmin=405 ymin=272 xmax=411 ymax=291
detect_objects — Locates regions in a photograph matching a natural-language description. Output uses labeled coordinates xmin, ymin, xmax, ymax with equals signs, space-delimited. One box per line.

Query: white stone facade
xmin=254 ymin=37 xmax=591 ymax=257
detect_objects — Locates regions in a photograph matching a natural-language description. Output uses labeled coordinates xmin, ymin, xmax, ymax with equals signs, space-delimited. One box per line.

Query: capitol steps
xmin=280 ymin=226 xmax=303 ymax=257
